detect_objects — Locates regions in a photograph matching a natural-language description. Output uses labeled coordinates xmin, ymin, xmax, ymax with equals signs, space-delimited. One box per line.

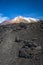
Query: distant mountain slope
xmin=0 ymin=16 xmax=40 ymax=25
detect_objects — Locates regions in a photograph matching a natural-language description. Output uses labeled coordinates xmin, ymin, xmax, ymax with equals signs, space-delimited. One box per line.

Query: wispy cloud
xmin=0 ymin=13 xmax=9 ymax=23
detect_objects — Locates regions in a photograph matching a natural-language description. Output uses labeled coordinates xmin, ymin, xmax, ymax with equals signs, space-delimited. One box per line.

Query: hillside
xmin=0 ymin=21 xmax=43 ymax=65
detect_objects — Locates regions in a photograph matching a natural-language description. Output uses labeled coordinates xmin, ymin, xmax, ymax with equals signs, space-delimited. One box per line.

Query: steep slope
xmin=0 ymin=21 xmax=43 ymax=65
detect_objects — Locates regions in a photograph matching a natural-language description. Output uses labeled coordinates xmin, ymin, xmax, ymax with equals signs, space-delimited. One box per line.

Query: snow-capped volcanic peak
xmin=21 ymin=16 xmax=39 ymax=22
xmin=11 ymin=16 xmax=29 ymax=23
xmin=1 ymin=16 xmax=39 ymax=25
xmin=14 ymin=16 xmax=23 ymax=21
xmin=12 ymin=16 xmax=39 ymax=23
xmin=12 ymin=16 xmax=23 ymax=22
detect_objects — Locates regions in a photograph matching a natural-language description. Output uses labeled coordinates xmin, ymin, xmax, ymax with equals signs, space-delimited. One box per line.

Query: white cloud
xmin=0 ymin=13 xmax=9 ymax=23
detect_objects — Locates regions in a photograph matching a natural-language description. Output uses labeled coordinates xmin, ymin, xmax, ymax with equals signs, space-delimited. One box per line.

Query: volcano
xmin=1 ymin=16 xmax=39 ymax=25
xmin=0 ymin=16 xmax=43 ymax=65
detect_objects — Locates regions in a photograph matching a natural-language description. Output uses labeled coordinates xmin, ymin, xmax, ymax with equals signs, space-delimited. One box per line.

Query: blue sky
xmin=0 ymin=0 xmax=43 ymax=23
